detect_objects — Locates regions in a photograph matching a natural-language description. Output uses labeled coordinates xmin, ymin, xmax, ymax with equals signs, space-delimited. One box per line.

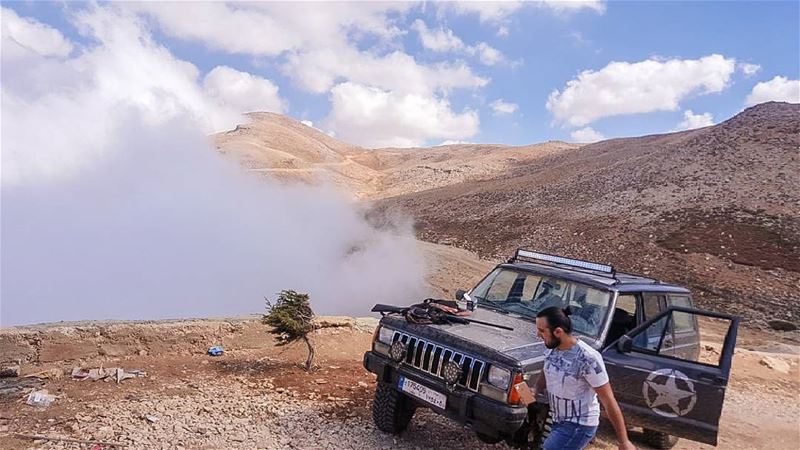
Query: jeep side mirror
xmin=455 ymin=289 xmax=466 ymax=300
xmin=617 ymin=335 xmax=633 ymax=353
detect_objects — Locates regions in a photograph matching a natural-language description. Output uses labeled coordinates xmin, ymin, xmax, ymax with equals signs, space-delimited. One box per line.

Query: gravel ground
xmin=20 ymin=375 xmax=510 ymax=450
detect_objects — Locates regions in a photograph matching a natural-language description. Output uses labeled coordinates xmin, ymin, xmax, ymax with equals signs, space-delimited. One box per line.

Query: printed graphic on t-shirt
xmin=544 ymin=340 xmax=608 ymax=426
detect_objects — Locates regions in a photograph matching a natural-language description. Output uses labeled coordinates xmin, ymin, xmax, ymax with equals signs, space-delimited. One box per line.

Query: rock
xmin=760 ymin=356 xmax=791 ymax=374
xmin=315 ymin=379 xmax=328 ymax=385
xmin=0 ymin=364 xmax=20 ymax=378
xmin=767 ymin=320 xmax=798 ymax=331
xmin=357 ymin=381 xmax=369 ymax=388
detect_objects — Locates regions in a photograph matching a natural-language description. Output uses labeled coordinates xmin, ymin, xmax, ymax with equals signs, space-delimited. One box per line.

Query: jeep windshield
xmin=470 ymin=267 xmax=612 ymax=338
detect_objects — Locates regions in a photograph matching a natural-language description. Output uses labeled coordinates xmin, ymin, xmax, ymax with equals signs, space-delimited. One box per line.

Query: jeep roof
xmin=500 ymin=249 xmax=691 ymax=294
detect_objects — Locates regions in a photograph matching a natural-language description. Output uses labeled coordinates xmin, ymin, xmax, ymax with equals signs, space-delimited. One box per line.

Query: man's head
xmin=536 ymin=306 xmax=573 ymax=349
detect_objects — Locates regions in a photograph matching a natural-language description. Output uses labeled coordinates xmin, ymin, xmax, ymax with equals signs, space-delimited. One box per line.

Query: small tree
xmin=263 ymin=290 xmax=317 ymax=372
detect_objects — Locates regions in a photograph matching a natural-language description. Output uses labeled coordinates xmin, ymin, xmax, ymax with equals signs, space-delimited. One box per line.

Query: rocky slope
xmin=214 ymin=116 xmax=577 ymax=200
xmin=379 ymin=102 xmax=800 ymax=326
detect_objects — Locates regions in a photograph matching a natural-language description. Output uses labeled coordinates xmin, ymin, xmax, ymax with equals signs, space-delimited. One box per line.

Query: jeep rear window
xmin=471 ymin=268 xmax=612 ymax=338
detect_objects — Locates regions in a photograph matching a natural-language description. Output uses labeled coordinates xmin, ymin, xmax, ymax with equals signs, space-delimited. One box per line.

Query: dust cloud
xmin=0 ymin=5 xmax=428 ymax=326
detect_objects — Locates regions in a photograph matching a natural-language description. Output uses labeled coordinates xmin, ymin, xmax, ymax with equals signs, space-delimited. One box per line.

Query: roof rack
xmin=509 ymin=248 xmax=617 ymax=280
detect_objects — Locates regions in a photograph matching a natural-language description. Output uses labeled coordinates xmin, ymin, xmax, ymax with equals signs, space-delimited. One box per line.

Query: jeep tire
xmin=372 ymin=383 xmax=416 ymax=434
xmin=509 ymin=404 xmax=552 ymax=450
xmin=643 ymin=429 xmax=679 ymax=449
xmin=476 ymin=432 xmax=504 ymax=444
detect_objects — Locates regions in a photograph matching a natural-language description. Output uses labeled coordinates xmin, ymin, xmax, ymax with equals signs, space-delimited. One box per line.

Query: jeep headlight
xmin=377 ymin=327 xmax=395 ymax=345
xmin=487 ymin=365 xmax=511 ymax=390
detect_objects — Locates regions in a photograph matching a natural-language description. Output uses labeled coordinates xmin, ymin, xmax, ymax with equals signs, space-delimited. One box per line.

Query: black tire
xmin=643 ymin=429 xmax=679 ymax=449
xmin=372 ymin=383 xmax=416 ymax=434
xmin=476 ymin=432 xmax=504 ymax=444
xmin=508 ymin=404 xmax=552 ymax=450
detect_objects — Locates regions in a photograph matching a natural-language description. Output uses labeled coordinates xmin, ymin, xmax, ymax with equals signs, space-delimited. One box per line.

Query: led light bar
xmin=515 ymin=249 xmax=614 ymax=274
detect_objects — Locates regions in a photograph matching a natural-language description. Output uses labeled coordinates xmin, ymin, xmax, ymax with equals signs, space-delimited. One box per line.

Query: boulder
xmin=760 ymin=356 xmax=791 ymax=374
xmin=767 ymin=320 xmax=798 ymax=332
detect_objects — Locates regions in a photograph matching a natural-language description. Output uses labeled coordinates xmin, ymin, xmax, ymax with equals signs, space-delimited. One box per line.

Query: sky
xmin=2 ymin=1 xmax=798 ymax=148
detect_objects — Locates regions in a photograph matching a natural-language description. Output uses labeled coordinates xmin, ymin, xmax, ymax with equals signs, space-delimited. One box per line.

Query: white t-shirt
xmin=543 ymin=339 xmax=609 ymax=426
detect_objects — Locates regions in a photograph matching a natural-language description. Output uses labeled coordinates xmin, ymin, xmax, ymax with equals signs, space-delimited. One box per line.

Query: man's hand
xmin=595 ymin=383 xmax=635 ymax=450
xmin=514 ymin=382 xmax=535 ymax=406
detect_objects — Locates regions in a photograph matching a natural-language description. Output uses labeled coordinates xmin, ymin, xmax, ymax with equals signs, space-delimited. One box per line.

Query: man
xmin=532 ymin=306 xmax=636 ymax=450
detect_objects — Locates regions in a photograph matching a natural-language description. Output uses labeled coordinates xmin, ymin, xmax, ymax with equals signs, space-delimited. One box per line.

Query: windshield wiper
xmin=474 ymin=297 xmax=509 ymax=314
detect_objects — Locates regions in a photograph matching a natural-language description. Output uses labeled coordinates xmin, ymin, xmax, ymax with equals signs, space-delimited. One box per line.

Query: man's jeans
xmin=543 ymin=421 xmax=598 ymax=450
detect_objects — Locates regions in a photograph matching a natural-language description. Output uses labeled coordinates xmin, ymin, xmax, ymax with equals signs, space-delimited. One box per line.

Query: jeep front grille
xmin=391 ymin=331 xmax=485 ymax=391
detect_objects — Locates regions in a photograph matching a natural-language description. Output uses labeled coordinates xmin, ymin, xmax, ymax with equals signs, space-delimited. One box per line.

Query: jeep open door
xmin=602 ymin=306 xmax=739 ymax=446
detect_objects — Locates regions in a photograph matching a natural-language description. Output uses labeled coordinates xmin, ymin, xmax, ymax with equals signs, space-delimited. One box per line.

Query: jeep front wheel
xmin=372 ymin=383 xmax=416 ymax=434
xmin=643 ymin=429 xmax=679 ymax=449
xmin=508 ymin=404 xmax=552 ymax=449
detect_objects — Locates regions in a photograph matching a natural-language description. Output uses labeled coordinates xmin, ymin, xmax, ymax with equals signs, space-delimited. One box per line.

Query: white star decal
xmin=642 ymin=369 xmax=697 ymax=417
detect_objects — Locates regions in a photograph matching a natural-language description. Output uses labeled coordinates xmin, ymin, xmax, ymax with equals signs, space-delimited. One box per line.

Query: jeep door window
xmin=604 ymin=294 xmax=638 ymax=348
xmin=667 ymin=295 xmax=700 ymax=360
xmin=639 ymin=293 xmax=672 ymax=350
xmin=668 ymin=295 xmax=697 ymax=333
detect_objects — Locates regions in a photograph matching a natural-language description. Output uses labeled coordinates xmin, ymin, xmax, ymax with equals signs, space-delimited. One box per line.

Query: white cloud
xmin=490 ymin=99 xmax=519 ymax=115
xmin=547 ymin=54 xmax=736 ymax=126
xmin=129 ymin=2 xmax=409 ymax=56
xmin=570 ymin=127 xmax=604 ymax=143
xmin=674 ymin=110 xmax=714 ymax=131
xmin=1 ymin=5 xmax=286 ymax=185
xmin=542 ymin=0 xmax=606 ymax=13
xmin=474 ymin=42 xmax=504 ymax=66
xmin=411 ymin=19 xmax=506 ymax=67
xmin=445 ymin=1 xmax=604 ymax=22
xmin=1 ymin=7 xmax=73 ymax=62
xmin=283 ymin=47 xmax=488 ymax=95
xmin=203 ymin=65 xmax=286 ymax=114
xmin=445 ymin=1 xmax=525 ymax=23
xmin=745 ymin=76 xmax=800 ymax=105
xmin=301 ymin=120 xmax=314 ymax=128
xmin=437 ymin=139 xmax=473 ymax=146
xmin=738 ymin=62 xmax=761 ymax=77
xmin=411 ymin=19 xmax=465 ymax=52
xmin=496 ymin=26 xmax=510 ymax=37
xmin=324 ymin=82 xmax=480 ymax=148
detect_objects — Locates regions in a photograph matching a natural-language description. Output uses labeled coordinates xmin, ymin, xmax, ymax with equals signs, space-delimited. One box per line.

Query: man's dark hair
xmin=536 ymin=306 xmax=573 ymax=333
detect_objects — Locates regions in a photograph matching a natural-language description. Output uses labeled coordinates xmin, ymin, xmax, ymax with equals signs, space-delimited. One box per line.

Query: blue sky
xmin=3 ymin=1 xmax=799 ymax=147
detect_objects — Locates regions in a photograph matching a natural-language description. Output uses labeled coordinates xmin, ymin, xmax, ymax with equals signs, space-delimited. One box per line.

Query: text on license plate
xmin=398 ymin=376 xmax=447 ymax=409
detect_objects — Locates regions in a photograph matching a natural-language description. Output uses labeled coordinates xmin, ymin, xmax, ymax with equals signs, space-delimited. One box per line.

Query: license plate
xmin=398 ymin=376 xmax=447 ymax=409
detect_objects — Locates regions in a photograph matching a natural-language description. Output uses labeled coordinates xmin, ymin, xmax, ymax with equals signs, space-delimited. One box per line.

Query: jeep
xmin=363 ymin=249 xmax=739 ymax=449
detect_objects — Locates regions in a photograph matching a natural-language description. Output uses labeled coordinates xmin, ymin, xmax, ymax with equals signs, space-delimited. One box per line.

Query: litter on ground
xmin=71 ymin=367 xmax=147 ymax=383
xmin=26 ymin=389 xmax=56 ymax=408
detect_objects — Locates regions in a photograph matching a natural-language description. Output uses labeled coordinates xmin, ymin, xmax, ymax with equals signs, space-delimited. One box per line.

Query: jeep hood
xmin=428 ymin=307 xmax=546 ymax=363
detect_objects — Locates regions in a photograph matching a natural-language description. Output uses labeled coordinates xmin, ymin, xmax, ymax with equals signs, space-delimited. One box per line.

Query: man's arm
xmin=594 ymin=383 xmax=636 ymax=450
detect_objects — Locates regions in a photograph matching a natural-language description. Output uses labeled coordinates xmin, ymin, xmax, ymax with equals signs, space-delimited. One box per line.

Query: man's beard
xmin=544 ymin=336 xmax=561 ymax=349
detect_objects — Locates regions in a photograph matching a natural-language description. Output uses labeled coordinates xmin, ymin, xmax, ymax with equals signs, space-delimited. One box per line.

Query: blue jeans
xmin=543 ymin=421 xmax=598 ymax=450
